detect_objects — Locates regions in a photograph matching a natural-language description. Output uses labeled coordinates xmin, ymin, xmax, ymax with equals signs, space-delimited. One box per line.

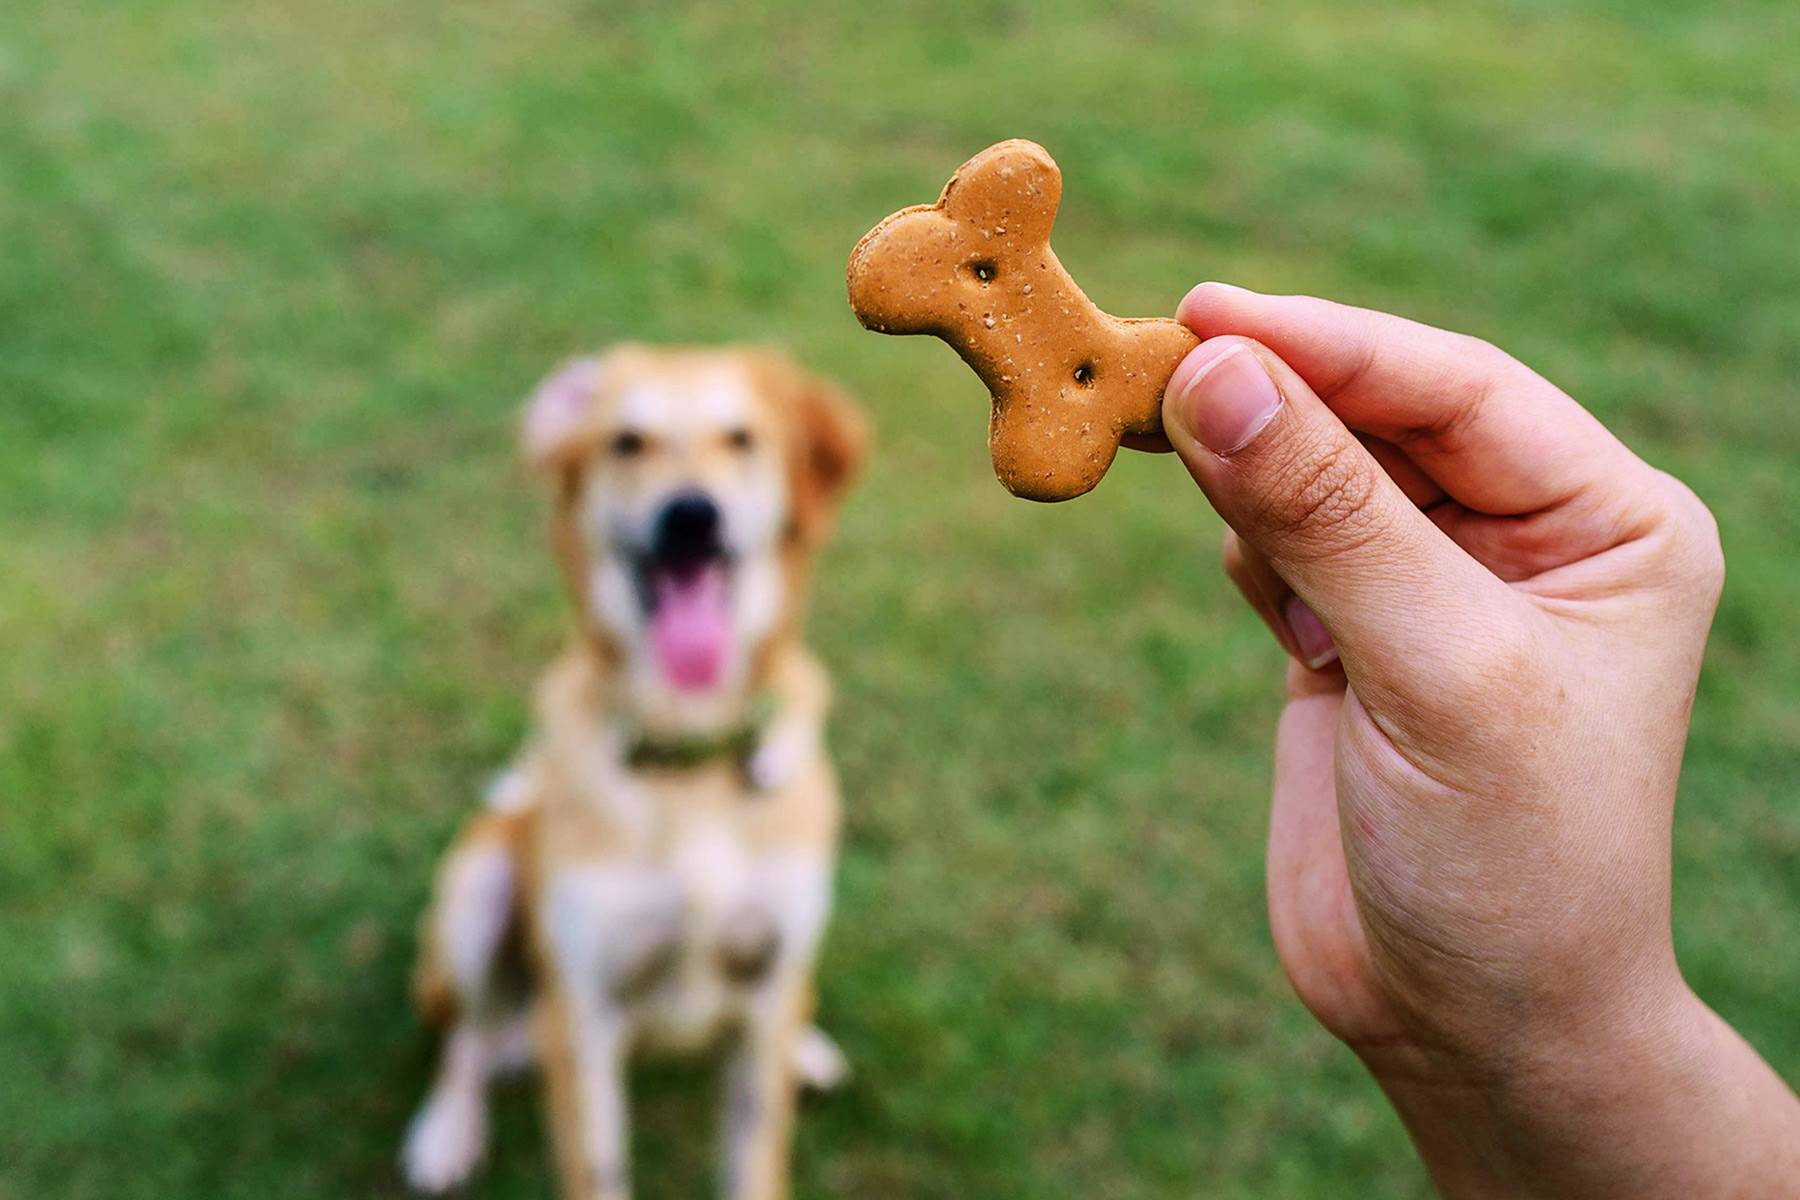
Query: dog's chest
xmin=539 ymin=793 xmax=830 ymax=1050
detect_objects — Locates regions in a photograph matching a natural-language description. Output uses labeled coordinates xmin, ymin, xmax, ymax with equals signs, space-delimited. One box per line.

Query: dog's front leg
xmin=539 ymin=988 xmax=631 ymax=1200
xmin=402 ymin=811 xmax=528 ymax=1193
xmin=720 ymin=983 xmax=808 ymax=1200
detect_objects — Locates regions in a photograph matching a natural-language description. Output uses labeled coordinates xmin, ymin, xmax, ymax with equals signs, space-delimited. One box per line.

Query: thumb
xmin=1163 ymin=337 xmax=1512 ymax=691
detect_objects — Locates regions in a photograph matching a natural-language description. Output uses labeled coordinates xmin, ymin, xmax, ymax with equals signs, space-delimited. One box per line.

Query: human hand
xmin=1161 ymin=284 xmax=1800 ymax=1197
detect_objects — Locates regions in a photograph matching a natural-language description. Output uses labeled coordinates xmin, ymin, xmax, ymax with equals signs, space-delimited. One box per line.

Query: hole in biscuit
xmin=1073 ymin=362 xmax=1096 ymax=385
xmin=970 ymin=260 xmax=998 ymax=283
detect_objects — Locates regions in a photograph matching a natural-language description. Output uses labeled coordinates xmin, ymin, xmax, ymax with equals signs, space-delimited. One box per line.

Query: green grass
xmin=4 ymin=1 xmax=1798 ymax=1196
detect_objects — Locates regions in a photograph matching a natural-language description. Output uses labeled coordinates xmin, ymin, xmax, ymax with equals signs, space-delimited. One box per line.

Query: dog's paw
xmin=401 ymin=1087 xmax=487 ymax=1194
xmin=792 ymin=1024 xmax=850 ymax=1093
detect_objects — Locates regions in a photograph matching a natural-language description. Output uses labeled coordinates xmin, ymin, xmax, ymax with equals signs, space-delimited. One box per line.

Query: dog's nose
xmin=652 ymin=491 xmax=723 ymax=564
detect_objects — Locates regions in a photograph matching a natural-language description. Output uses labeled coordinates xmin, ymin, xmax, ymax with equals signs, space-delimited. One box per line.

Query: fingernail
xmin=1284 ymin=597 xmax=1339 ymax=670
xmin=1170 ymin=342 xmax=1283 ymax=456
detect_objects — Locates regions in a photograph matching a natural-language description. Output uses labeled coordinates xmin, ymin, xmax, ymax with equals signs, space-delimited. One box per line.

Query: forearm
xmin=1368 ymin=989 xmax=1800 ymax=1199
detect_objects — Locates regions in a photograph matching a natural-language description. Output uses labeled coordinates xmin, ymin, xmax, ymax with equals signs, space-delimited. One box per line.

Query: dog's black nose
xmin=652 ymin=491 xmax=723 ymax=565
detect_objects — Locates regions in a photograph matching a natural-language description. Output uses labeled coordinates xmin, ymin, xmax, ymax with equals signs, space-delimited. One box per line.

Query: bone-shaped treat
xmin=847 ymin=139 xmax=1199 ymax=501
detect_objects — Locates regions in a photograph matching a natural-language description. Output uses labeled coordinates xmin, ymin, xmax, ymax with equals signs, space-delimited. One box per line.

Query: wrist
xmin=1365 ymin=962 xmax=1696 ymax=1085
xmin=1360 ymin=977 xmax=1712 ymax=1198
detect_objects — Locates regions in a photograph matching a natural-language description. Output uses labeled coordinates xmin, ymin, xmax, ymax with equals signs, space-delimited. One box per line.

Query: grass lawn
xmin=4 ymin=1 xmax=1798 ymax=1195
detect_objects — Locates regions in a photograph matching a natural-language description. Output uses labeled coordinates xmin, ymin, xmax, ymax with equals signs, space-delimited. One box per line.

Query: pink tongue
xmin=650 ymin=565 xmax=730 ymax=691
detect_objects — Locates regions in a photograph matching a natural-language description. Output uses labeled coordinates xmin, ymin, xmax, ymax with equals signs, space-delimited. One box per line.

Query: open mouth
xmin=637 ymin=491 xmax=732 ymax=692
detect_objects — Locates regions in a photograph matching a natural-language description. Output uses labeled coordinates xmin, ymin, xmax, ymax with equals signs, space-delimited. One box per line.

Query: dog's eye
xmin=726 ymin=427 xmax=755 ymax=452
xmin=610 ymin=430 xmax=646 ymax=458
xmin=970 ymin=260 xmax=998 ymax=283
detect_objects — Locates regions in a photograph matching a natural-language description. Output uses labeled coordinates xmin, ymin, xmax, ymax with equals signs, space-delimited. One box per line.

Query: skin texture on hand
xmin=1161 ymin=284 xmax=1800 ymax=1198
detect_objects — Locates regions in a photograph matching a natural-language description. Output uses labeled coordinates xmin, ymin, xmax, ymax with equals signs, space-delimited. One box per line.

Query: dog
xmin=400 ymin=344 xmax=868 ymax=1199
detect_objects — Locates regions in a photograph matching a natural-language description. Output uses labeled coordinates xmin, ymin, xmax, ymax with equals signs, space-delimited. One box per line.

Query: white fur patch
xmin=483 ymin=767 xmax=533 ymax=814
xmin=439 ymin=844 xmax=515 ymax=999
xmin=615 ymin=368 xmax=754 ymax=436
xmin=402 ymin=1026 xmax=491 ymax=1193
xmin=747 ymin=716 xmax=819 ymax=793
xmin=732 ymin=557 xmax=784 ymax=661
xmin=671 ymin=814 xmax=752 ymax=915
xmin=544 ymin=867 xmax=639 ymax=993
xmin=544 ymin=865 xmax=686 ymax=994
xmin=588 ymin=558 xmax=643 ymax=641
xmin=760 ymin=853 xmax=833 ymax=972
xmin=792 ymin=1025 xmax=850 ymax=1092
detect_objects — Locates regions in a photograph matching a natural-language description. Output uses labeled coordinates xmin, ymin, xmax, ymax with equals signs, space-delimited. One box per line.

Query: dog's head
xmin=522 ymin=345 xmax=867 ymax=715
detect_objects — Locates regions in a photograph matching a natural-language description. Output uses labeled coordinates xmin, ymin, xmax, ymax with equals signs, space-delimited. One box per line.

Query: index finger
xmin=1177 ymin=283 xmax=1647 ymax=516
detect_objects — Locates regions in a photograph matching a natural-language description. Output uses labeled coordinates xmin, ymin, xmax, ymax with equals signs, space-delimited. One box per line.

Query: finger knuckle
xmin=1454 ymin=333 xmax=1508 ymax=370
xmin=1651 ymin=473 xmax=1725 ymax=602
xmin=1445 ymin=333 xmax=1528 ymax=386
xmin=1266 ymin=438 xmax=1383 ymax=560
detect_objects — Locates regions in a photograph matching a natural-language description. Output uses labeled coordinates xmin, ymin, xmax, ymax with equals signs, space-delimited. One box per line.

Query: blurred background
xmin=4 ymin=1 xmax=1798 ymax=1196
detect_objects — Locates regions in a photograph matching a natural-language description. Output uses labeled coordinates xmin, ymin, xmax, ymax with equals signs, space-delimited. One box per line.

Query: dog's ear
xmin=786 ymin=368 xmax=870 ymax=547
xmin=521 ymin=356 xmax=605 ymax=471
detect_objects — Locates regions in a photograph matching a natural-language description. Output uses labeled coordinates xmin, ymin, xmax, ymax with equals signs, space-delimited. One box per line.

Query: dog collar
xmin=622 ymin=691 xmax=777 ymax=773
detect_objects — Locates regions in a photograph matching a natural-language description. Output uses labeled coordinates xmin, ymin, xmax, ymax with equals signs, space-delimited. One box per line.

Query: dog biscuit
xmin=847 ymin=139 xmax=1199 ymax=501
